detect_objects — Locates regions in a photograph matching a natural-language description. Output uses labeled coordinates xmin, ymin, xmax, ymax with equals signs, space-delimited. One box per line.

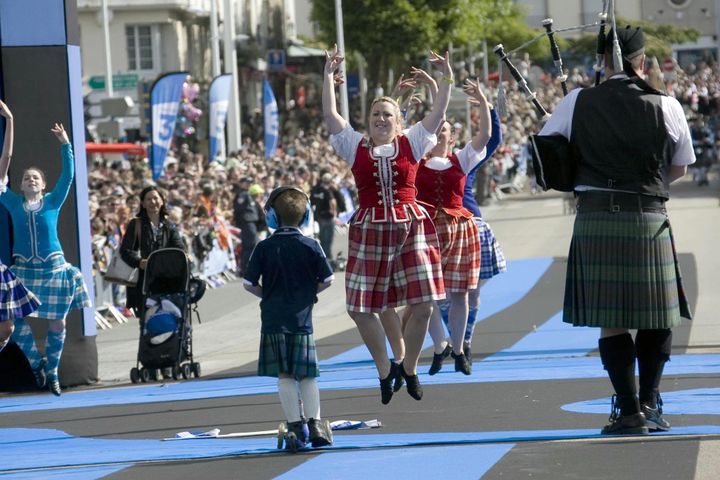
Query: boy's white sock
xmin=299 ymin=377 xmax=320 ymax=420
xmin=277 ymin=377 xmax=302 ymax=422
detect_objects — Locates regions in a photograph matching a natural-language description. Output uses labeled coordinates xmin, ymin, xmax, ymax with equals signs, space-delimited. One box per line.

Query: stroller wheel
xmin=140 ymin=368 xmax=151 ymax=383
xmin=130 ymin=368 xmax=140 ymax=384
xmin=181 ymin=363 xmax=192 ymax=380
xmin=191 ymin=362 xmax=201 ymax=378
xmin=171 ymin=365 xmax=180 ymax=380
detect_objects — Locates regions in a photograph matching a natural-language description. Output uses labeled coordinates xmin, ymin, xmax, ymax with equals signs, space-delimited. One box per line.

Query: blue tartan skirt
xmin=258 ymin=333 xmax=319 ymax=379
xmin=564 ymin=211 xmax=691 ymax=329
xmin=11 ymin=255 xmax=92 ymax=321
xmin=475 ymin=217 xmax=507 ymax=279
xmin=0 ymin=261 xmax=40 ymax=321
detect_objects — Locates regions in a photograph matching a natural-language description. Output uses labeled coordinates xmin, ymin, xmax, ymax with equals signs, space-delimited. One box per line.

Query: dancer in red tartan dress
xmin=415 ymin=79 xmax=492 ymax=376
xmin=322 ymin=46 xmax=453 ymax=404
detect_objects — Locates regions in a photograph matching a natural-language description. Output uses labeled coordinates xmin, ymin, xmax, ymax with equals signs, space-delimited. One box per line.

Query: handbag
xmin=104 ymin=219 xmax=141 ymax=286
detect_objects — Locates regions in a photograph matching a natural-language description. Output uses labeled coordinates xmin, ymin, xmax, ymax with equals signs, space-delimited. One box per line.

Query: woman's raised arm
xmin=322 ymin=45 xmax=347 ymax=135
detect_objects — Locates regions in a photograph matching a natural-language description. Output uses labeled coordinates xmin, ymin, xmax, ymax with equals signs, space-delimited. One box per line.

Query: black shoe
xmin=307 ymin=418 xmax=332 ymax=447
xmin=463 ymin=341 xmax=472 ymax=364
xmin=399 ymin=362 xmax=423 ymax=400
xmin=452 ymin=351 xmax=472 ymax=375
xmin=287 ymin=420 xmax=308 ymax=445
xmin=428 ymin=344 xmax=451 ymax=376
xmin=48 ymin=378 xmax=61 ymax=397
xmin=392 ymin=361 xmax=404 ymax=392
xmin=601 ymin=396 xmax=648 ymax=435
xmin=33 ymin=359 xmax=47 ymax=389
xmin=379 ymin=362 xmax=396 ymax=405
xmin=642 ymin=394 xmax=670 ymax=432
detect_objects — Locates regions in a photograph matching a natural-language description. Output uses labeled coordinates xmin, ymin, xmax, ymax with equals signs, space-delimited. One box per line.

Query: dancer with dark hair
xmin=0 ymin=120 xmax=90 ymax=396
xmin=0 ymin=101 xmax=40 ymax=357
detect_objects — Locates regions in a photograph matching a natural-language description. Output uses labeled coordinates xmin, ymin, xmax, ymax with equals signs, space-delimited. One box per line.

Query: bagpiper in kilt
xmin=538 ymin=26 xmax=695 ymax=435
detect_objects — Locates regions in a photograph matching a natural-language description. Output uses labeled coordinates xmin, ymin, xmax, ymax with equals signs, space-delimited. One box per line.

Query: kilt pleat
xmin=563 ymin=211 xmax=691 ymax=329
xmin=11 ymin=255 xmax=92 ymax=321
xmin=0 ymin=262 xmax=40 ymax=321
xmin=257 ymin=333 xmax=319 ymax=379
xmin=475 ymin=217 xmax=507 ymax=280
xmin=434 ymin=212 xmax=480 ymax=292
xmin=345 ymin=213 xmax=445 ymax=313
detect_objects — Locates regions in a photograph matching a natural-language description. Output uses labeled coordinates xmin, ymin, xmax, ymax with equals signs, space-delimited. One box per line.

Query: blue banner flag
xmin=150 ymin=72 xmax=188 ymax=179
xmin=208 ymin=74 xmax=232 ymax=162
xmin=263 ymin=79 xmax=279 ymax=159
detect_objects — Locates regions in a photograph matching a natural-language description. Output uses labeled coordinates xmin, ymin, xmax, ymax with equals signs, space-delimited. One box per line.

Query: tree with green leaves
xmin=310 ymin=0 xmax=543 ymax=87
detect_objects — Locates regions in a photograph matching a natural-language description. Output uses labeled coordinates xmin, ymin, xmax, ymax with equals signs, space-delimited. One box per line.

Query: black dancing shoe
xmin=392 ymin=361 xmax=404 ymax=392
xmin=399 ymin=362 xmax=423 ymax=400
xmin=642 ymin=394 xmax=670 ymax=432
xmin=428 ymin=344 xmax=452 ymax=376
xmin=33 ymin=358 xmax=47 ymax=389
xmin=48 ymin=378 xmax=62 ymax=397
xmin=379 ymin=362 xmax=397 ymax=405
xmin=307 ymin=418 xmax=332 ymax=447
xmin=600 ymin=395 xmax=648 ymax=435
xmin=452 ymin=351 xmax=472 ymax=375
xmin=463 ymin=340 xmax=472 ymax=364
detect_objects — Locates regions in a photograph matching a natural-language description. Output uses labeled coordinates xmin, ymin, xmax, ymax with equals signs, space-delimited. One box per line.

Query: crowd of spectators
xmin=89 ymin=57 xmax=720 ymax=296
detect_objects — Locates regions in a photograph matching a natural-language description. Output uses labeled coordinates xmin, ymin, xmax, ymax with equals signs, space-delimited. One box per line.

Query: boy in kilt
xmin=243 ymin=186 xmax=334 ymax=447
xmin=0 ymin=118 xmax=91 ymax=396
xmin=0 ymin=101 xmax=41 ymax=356
xmin=539 ymin=26 xmax=695 ymax=435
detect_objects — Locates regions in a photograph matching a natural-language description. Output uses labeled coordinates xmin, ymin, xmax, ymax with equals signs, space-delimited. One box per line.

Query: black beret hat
xmin=605 ymin=25 xmax=645 ymax=59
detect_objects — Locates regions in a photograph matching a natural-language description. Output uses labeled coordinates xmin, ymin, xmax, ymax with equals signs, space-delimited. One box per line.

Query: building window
xmin=126 ymin=25 xmax=154 ymax=71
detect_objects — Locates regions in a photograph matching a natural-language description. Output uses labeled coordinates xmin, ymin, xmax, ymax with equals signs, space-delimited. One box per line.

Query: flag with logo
xmin=150 ymin=72 xmax=187 ymax=179
xmin=263 ymin=79 xmax=279 ymax=159
xmin=208 ymin=74 xmax=232 ymax=162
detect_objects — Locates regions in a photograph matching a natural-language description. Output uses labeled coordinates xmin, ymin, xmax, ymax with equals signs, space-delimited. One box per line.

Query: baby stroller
xmin=129 ymin=248 xmax=205 ymax=383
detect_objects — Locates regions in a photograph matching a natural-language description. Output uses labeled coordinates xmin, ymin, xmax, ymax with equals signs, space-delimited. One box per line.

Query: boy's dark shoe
xmin=379 ymin=362 xmax=397 ymax=405
xmin=307 ymin=418 xmax=332 ymax=447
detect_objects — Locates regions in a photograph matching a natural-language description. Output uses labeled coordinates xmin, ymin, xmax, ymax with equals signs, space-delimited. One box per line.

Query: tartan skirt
xmin=475 ymin=217 xmax=507 ymax=280
xmin=564 ymin=211 xmax=691 ymax=329
xmin=345 ymin=212 xmax=445 ymax=313
xmin=258 ymin=333 xmax=319 ymax=379
xmin=11 ymin=255 xmax=92 ymax=321
xmin=0 ymin=261 xmax=40 ymax=321
xmin=434 ymin=212 xmax=481 ymax=292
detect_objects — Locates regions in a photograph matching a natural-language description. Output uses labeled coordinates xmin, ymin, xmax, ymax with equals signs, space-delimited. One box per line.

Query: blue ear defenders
xmin=265 ymin=186 xmax=311 ymax=230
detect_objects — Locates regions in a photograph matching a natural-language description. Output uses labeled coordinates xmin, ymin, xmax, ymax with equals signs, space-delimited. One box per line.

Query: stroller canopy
xmin=143 ymin=248 xmax=190 ymax=296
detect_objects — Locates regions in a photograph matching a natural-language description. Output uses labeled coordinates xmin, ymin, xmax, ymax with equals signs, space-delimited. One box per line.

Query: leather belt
xmin=576 ymin=191 xmax=667 ymax=214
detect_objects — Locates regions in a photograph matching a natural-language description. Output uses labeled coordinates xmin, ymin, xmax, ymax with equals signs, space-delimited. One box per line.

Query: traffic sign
xmin=267 ymin=49 xmax=286 ymax=72
xmin=88 ymin=73 xmax=139 ymax=90
xmin=662 ymin=58 xmax=674 ymax=72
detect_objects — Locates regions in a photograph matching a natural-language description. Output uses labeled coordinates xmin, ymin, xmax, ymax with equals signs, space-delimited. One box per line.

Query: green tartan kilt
xmin=564 ymin=211 xmax=692 ymax=329
xmin=257 ymin=333 xmax=319 ymax=379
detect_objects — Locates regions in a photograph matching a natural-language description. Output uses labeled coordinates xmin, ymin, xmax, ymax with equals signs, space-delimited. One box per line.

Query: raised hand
xmin=390 ymin=73 xmax=417 ymax=99
xmin=410 ymin=67 xmax=434 ymax=86
xmin=0 ymin=100 xmax=12 ymax=120
xmin=51 ymin=123 xmax=70 ymax=144
xmin=324 ymin=44 xmax=344 ymax=76
xmin=428 ymin=50 xmax=453 ymax=80
xmin=462 ymin=79 xmax=487 ymax=102
xmin=333 ymin=72 xmax=345 ymax=86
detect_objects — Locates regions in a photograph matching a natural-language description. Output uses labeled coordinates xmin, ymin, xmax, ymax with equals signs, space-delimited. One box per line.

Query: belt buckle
xmin=610 ymin=204 xmax=620 ymax=213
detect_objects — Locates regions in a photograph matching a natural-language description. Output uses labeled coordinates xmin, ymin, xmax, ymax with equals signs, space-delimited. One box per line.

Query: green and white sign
xmin=88 ymin=74 xmax=139 ymax=90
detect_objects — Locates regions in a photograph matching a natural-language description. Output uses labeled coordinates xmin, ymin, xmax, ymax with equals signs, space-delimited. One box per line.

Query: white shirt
xmin=329 ymin=121 xmax=437 ymax=166
xmin=539 ymin=75 xmax=696 ymax=167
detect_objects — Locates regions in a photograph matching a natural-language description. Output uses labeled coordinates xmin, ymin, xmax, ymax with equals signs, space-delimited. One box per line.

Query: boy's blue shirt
xmin=244 ymin=227 xmax=333 ymax=334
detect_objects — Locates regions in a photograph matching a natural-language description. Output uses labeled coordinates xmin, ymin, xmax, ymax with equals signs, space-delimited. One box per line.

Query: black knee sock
xmin=635 ymin=329 xmax=672 ymax=408
xmin=598 ymin=333 xmax=639 ymax=415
